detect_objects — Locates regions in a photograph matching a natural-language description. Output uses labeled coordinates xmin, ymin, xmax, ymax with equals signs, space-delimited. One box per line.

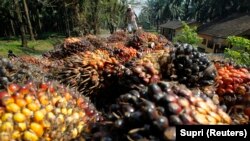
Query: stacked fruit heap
xmin=82 ymin=81 xmax=231 ymax=141
xmin=42 ymin=30 xmax=171 ymax=61
xmin=1 ymin=30 xmax=249 ymax=140
xmin=214 ymin=61 xmax=250 ymax=123
xmin=0 ymin=81 xmax=100 ymax=141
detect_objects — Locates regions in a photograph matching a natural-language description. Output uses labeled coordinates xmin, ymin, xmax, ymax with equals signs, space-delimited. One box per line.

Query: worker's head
xmin=128 ymin=4 xmax=132 ymax=10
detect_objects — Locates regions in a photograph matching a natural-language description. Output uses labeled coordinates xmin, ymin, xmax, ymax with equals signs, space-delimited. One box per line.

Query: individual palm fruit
xmin=160 ymin=43 xmax=217 ymax=87
xmin=83 ymin=81 xmax=231 ymax=141
xmin=0 ymin=81 xmax=100 ymax=141
xmin=57 ymin=50 xmax=124 ymax=96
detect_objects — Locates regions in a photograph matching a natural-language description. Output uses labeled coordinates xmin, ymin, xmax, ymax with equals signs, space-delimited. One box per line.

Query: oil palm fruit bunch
xmin=17 ymin=56 xmax=64 ymax=74
xmin=83 ymin=81 xmax=231 ymax=141
xmin=214 ymin=61 xmax=250 ymax=100
xmin=127 ymin=30 xmax=171 ymax=52
xmin=107 ymin=30 xmax=128 ymax=43
xmin=213 ymin=61 xmax=250 ymax=124
xmin=119 ymin=58 xmax=161 ymax=91
xmin=140 ymin=49 xmax=167 ymax=70
xmin=86 ymin=35 xmax=108 ymax=49
xmin=0 ymin=57 xmax=50 ymax=90
xmin=43 ymin=37 xmax=95 ymax=59
xmin=0 ymin=80 xmax=100 ymax=141
xmin=109 ymin=42 xmax=138 ymax=63
xmin=160 ymin=43 xmax=217 ymax=87
xmin=57 ymin=49 xmax=124 ymax=96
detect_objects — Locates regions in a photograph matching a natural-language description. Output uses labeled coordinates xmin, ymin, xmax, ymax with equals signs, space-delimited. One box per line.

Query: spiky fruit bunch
xmin=160 ymin=43 xmax=217 ymax=87
xmin=139 ymin=49 xmax=167 ymax=70
xmin=0 ymin=58 xmax=50 ymax=90
xmin=43 ymin=37 xmax=95 ymax=59
xmin=85 ymin=35 xmax=109 ymax=49
xmin=120 ymin=59 xmax=161 ymax=90
xmin=16 ymin=56 xmax=64 ymax=74
xmin=109 ymin=42 xmax=138 ymax=62
xmin=127 ymin=30 xmax=172 ymax=51
xmin=0 ymin=81 xmax=100 ymax=141
xmin=107 ymin=31 xmax=128 ymax=43
xmin=83 ymin=81 xmax=231 ymax=141
xmin=57 ymin=50 xmax=124 ymax=96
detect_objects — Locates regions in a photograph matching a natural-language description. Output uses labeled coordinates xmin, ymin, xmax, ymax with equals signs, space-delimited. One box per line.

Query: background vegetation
xmin=173 ymin=22 xmax=202 ymax=47
xmin=225 ymin=36 xmax=250 ymax=67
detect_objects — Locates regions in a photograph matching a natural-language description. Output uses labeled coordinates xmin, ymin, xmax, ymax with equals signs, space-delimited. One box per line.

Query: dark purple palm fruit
xmin=0 ymin=57 xmax=50 ymax=90
xmin=118 ymin=58 xmax=161 ymax=91
xmin=82 ymin=81 xmax=231 ymax=141
xmin=159 ymin=43 xmax=217 ymax=87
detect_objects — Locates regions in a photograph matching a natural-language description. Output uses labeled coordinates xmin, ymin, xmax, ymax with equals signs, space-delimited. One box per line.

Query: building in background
xmin=159 ymin=20 xmax=198 ymax=41
xmin=198 ymin=14 xmax=250 ymax=53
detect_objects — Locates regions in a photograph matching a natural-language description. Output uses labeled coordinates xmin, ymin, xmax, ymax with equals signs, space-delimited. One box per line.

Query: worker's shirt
xmin=126 ymin=10 xmax=137 ymax=23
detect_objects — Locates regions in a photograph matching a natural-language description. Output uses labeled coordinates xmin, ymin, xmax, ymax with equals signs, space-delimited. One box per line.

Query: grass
xmin=0 ymin=37 xmax=64 ymax=57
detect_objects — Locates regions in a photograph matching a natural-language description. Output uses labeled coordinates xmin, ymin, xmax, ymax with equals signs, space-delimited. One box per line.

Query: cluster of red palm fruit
xmin=213 ymin=61 xmax=250 ymax=123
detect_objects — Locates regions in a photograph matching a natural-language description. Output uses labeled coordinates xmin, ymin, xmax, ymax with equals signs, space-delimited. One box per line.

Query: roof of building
xmin=159 ymin=20 xmax=197 ymax=29
xmin=198 ymin=14 xmax=250 ymax=38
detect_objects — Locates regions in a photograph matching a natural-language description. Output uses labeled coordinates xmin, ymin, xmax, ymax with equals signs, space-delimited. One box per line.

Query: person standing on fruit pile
xmin=124 ymin=4 xmax=138 ymax=33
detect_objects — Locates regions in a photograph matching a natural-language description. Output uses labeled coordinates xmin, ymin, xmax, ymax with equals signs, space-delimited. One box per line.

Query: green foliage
xmin=173 ymin=22 xmax=202 ymax=47
xmin=0 ymin=37 xmax=63 ymax=57
xmin=224 ymin=36 xmax=250 ymax=66
xmin=139 ymin=0 xmax=249 ymax=28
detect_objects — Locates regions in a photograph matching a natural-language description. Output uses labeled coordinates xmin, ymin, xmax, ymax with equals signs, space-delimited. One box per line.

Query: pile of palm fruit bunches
xmin=0 ymin=29 xmax=249 ymax=141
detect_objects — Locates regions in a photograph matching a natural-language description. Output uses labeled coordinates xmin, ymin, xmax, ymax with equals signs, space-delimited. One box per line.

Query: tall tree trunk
xmin=64 ymin=2 xmax=71 ymax=37
xmin=92 ymin=0 xmax=100 ymax=34
xmin=22 ymin=0 xmax=34 ymax=40
xmin=14 ymin=0 xmax=28 ymax=47
xmin=36 ymin=9 xmax=42 ymax=32
xmin=73 ymin=3 xmax=82 ymax=36
xmin=10 ymin=19 xmax=16 ymax=36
